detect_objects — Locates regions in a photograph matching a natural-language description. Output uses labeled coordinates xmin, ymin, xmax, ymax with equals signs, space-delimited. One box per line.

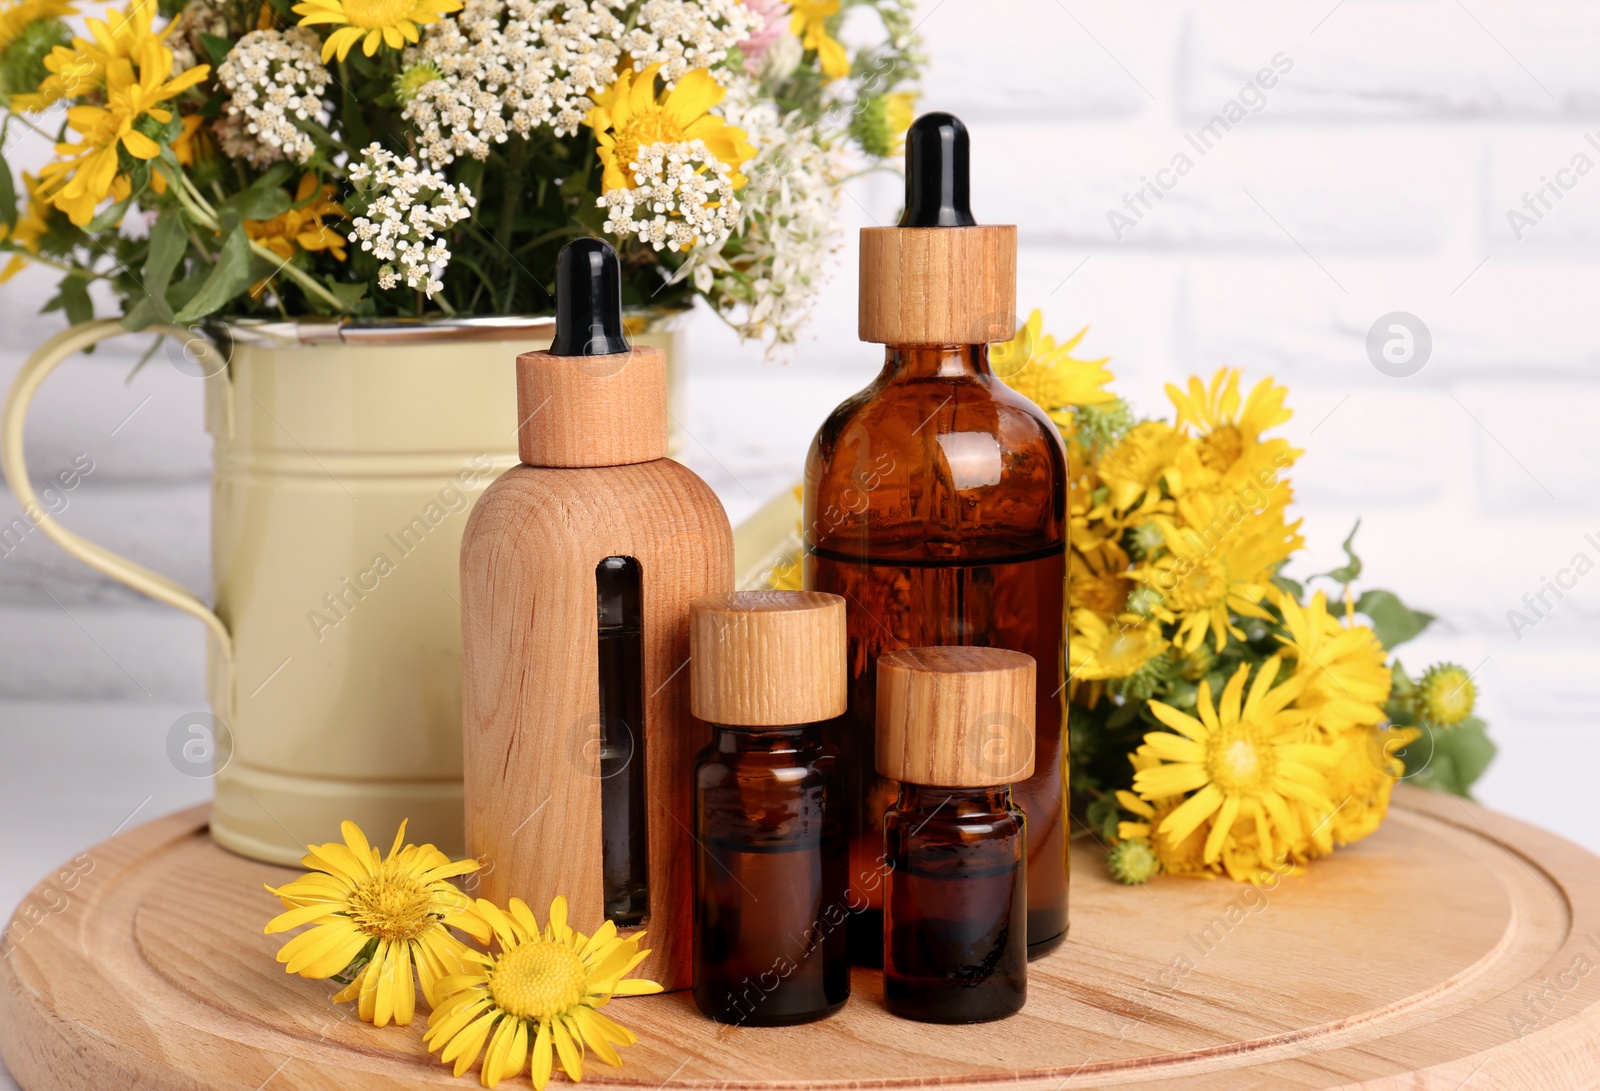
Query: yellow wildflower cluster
xmin=994 ymin=311 xmax=1418 ymax=883
xmin=14 ymin=0 xmax=210 ymax=226
xmin=266 ymin=820 xmax=661 ymax=1089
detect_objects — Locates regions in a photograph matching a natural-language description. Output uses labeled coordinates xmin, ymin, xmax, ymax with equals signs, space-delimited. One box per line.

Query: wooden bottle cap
xmin=515 ymin=345 xmax=668 ymax=468
xmin=858 ymin=225 xmax=1017 ymax=345
xmin=690 ymin=591 xmax=847 ymax=726
xmin=876 ymin=646 xmax=1036 ymax=787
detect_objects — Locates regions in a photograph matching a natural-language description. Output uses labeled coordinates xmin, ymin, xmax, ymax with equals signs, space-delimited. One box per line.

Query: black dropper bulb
xmin=899 ymin=112 xmax=976 ymax=228
xmin=549 ymin=237 xmax=630 ymax=356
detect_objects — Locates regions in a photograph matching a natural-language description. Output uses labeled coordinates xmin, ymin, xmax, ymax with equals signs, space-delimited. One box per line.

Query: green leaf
xmin=59 ymin=275 xmax=93 ymax=325
xmin=85 ymin=193 xmax=135 ymax=234
xmin=1315 ymin=519 xmax=1364 ymax=584
xmin=321 ymin=277 xmax=368 ymax=312
xmin=223 ymin=182 xmax=293 ymax=222
xmin=1085 ymin=794 xmax=1122 ymax=844
xmin=198 ymin=32 xmax=235 ymax=66
xmin=173 ymin=226 xmax=256 ymax=323
xmin=1356 ymin=589 xmax=1435 ymax=650
xmin=0 ymin=146 xmax=16 ymax=232
xmin=1435 ymin=719 xmax=1496 ymax=796
xmin=124 ymin=209 xmax=188 ymax=329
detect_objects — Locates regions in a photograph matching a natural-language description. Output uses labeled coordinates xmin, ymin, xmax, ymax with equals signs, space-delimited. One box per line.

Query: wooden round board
xmin=3 ymin=786 xmax=1599 ymax=1090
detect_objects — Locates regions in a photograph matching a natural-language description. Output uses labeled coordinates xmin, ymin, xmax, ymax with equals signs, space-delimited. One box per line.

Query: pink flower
xmin=741 ymin=0 xmax=790 ymax=72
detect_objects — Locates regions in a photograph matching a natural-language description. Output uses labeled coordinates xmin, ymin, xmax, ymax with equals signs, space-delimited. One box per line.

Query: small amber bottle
xmin=689 ymin=591 xmax=851 ymax=1026
xmin=878 ymin=646 xmax=1035 ymax=1024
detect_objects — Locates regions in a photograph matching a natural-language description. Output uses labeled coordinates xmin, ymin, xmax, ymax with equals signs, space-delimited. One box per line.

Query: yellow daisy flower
xmin=1094 ymin=420 xmax=1185 ymax=516
xmin=1273 ymin=588 xmax=1391 ymax=732
xmin=292 ymin=0 xmax=462 ymax=62
xmin=11 ymin=0 xmax=157 ymax=110
xmin=1070 ymin=608 xmax=1165 ymax=682
xmin=1309 ymin=723 xmax=1422 ymax=851
xmin=36 ymin=39 xmax=209 ymax=225
xmin=1115 ymin=748 xmax=1212 ymax=879
xmin=247 ymin=172 xmax=349 ymax=263
xmin=0 ymin=0 xmax=74 ymax=51
xmin=883 ymin=90 xmax=915 ymax=150
xmin=588 ymin=63 xmax=756 ymax=194
xmin=1166 ymin=368 xmax=1291 ymax=470
xmin=1132 ymin=491 xmax=1302 ymax=653
xmin=264 ymin=819 xmax=490 ymax=1028
xmin=789 ymin=0 xmax=848 ymax=81
xmin=1135 ymin=656 xmax=1338 ymax=865
xmin=1069 ymin=541 xmax=1132 ymax=616
xmin=1164 ymin=369 xmax=1302 ymax=504
xmin=246 ymin=173 xmax=349 ymax=296
xmin=0 ymin=173 xmax=53 ymax=282
xmin=424 ymin=896 xmax=662 ymax=1090
xmin=994 ymin=309 xmax=1116 ymax=426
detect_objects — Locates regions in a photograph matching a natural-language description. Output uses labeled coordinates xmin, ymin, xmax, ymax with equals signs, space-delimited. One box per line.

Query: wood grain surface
xmin=459 ymin=458 xmax=734 ymax=993
xmin=4 ymin=787 xmax=1599 ymax=1089
xmin=858 ymin=225 xmax=1017 ymax=345
xmin=876 ymin=646 xmax=1037 ymax=787
xmin=688 ymin=590 xmax=847 ymax=726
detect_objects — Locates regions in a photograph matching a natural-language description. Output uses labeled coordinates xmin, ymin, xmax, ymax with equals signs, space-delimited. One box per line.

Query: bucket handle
xmin=1 ymin=319 xmax=234 ymax=707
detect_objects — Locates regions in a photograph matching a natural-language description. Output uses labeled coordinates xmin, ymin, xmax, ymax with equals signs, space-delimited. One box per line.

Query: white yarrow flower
xmin=597 ymin=138 xmax=740 ymax=254
xmin=215 ymin=28 xmax=332 ymax=167
xmin=346 ymin=144 xmax=476 ymax=298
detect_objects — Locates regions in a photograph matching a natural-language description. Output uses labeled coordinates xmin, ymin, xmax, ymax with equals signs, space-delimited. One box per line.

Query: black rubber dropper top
xmin=549 ymin=237 xmax=631 ymax=356
xmin=899 ymin=112 xmax=976 ymax=228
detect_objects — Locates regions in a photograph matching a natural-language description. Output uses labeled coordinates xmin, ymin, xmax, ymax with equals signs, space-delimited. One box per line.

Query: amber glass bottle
xmin=689 ymin=591 xmax=851 ymax=1026
xmin=884 ymin=784 xmax=1026 ymax=1023
xmin=877 ymin=646 xmax=1034 ymax=1023
xmin=805 ymin=114 xmax=1067 ymax=964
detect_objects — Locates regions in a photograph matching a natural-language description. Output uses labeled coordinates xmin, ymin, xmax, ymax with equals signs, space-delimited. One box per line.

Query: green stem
xmin=172 ymin=170 xmax=348 ymax=313
xmin=499 ymin=137 xmax=528 ymax=309
xmin=9 ymin=253 xmax=109 ymax=280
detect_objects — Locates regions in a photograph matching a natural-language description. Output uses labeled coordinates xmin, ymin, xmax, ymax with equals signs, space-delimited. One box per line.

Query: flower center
xmin=488 ymin=941 xmax=589 ymax=1021
xmin=1077 ymin=573 xmax=1130 ymax=615
xmin=1206 ymin=727 xmax=1277 ymax=794
xmin=1168 ymin=557 xmax=1229 ymax=612
xmin=346 ymin=864 xmax=436 ymax=942
xmin=1102 ymin=626 xmax=1150 ymax=671
xmin=1198 ymin=425 xmax=1243 ymax=472
xmin=341 ymin=0 xmax=419 ymax=29
xmin=614 ymin=115 xmax=686 ymax=177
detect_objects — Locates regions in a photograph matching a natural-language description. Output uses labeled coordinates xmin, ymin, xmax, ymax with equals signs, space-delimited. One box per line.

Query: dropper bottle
xmin=461 ymin=237 xmax=734 ymax=991
xmin=803 ymin=113 xmax=1069 ymax=964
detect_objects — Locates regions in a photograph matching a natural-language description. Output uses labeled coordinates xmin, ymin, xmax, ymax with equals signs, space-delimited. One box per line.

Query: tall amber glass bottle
xmin=804 ymin=114 xmax=1068 ymax=963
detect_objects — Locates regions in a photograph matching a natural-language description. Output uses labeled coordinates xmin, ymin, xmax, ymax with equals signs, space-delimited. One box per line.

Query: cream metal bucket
xmin=2 ymin=315 xmax=680 ymax=864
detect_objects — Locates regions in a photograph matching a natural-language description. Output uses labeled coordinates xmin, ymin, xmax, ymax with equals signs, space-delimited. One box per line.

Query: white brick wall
xmin=2 ymin=0 xmax=1596 ymax=849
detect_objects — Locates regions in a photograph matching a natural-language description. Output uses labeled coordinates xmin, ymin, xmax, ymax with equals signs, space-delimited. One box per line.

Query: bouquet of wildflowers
xmin=0 ymin=0 xmax=920 ymax=342
xmin=987 ymin=312 xmax=1496 ymax=884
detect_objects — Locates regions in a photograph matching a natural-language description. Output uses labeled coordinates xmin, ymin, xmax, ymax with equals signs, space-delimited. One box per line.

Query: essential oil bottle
xmin=877 ymin=646 xmax=1035 ymax=1024
xmin=804 ymin=112 xmax=1068 ymax=964
xmin=689 ymin=590 xmax=851 ymax=1026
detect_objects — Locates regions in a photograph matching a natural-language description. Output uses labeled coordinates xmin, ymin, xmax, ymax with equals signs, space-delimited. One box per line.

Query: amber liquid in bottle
xmin=692 ymin=723 xmax=850 ymax=1026
xmin=883 ymin=784 xmax=1027 ymax=1023
xmin=597 ymin=556 xmax=649 ymax=927
xmin=804 ymin=344 xmax=1067 ymax=965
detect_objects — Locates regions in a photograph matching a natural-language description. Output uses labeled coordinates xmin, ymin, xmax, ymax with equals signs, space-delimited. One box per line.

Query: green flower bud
xmin=1417 ymin=662 xmax=1475 ymax=727
xmin=1109 ymin=838 xmax=1159 ymax=885
xmin=395 ymin=62 xmax=444 ymax=106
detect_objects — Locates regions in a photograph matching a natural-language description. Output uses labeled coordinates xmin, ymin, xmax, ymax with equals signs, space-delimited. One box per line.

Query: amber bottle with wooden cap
xmin=460 ymin=237 xmax=733 ymax=992
xmin=804 ymin=112 xmax=1068 ymax=964
xmin=689 ymin=590 xmax=850 ymax=1026
xmin=878 ymin=646 xmax=1035 ymax=1023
